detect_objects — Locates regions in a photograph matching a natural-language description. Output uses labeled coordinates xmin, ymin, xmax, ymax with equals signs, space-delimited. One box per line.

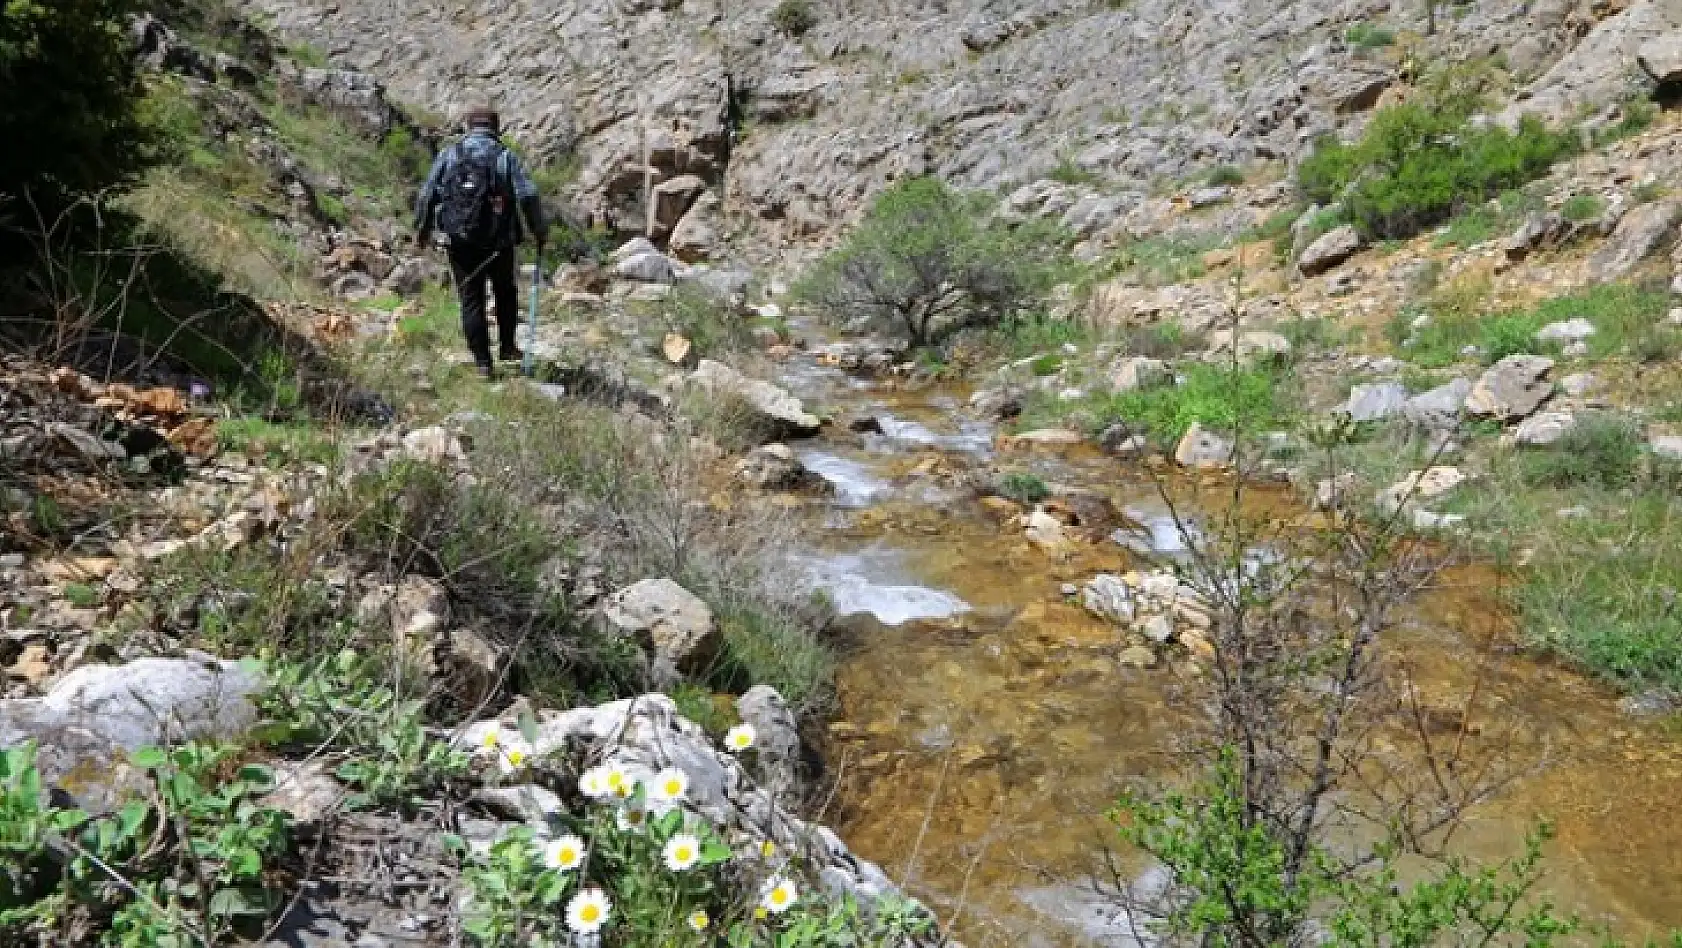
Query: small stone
xmin=1174 ymin=423 xmax=1233 ymax=470
xmin=1140 ymin=613 xmax=1175 ymax=644
xmin=1534 ymin=318 xmax=1596 ymax=344
xmin=1082 ymin=575 xmax=1135 ymax=624
xmin=1116 ymin=645 xmax=1158 ymax=669
xmin=1513 ymin=411 xmax=1576 ymax=447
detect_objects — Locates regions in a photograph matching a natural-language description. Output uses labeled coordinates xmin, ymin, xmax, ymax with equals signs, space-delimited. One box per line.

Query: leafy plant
xmin=769 ymin=0 xmax=817 ymax=37
xmin=998 ymin=472 xmax=1051 ymax=506
xmin=1344 ymin=21 xmax=1396 ymax=48
xmin=1068 ymin=363 xmax=1287 ymax=443
xmin=1560 ymin=193 xmax=1605 ymax=222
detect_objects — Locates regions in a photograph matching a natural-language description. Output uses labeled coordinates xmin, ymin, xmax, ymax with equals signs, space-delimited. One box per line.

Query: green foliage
xmin=1344 ymin=21 xmax=1396 ymax=48
xmin=1043 ymin=363 xmax=1288 ymax=443
xmin=998 ymin=472 xmax=1051 ymax=506
xmin=993 ymin=313 xmax=1088 ymax=360
xmin=1519 ymin=414 xmax=1644 ymax=489
xmin=1204 ymin=164 xmax=1246 ymax=187
xmin=1 ymin=741 xmax=292 ymax=946
xmin=769 ymin=0 xmax=817 ymax=37
xmin=1593 ymin=98 xmax=1658 ymax=147
xmin=0 ymin=0 xmax=150 ymax=204
xmin=1632 ymin=181 xmax=1668 ymax=204
xmin=260 ymin=649 xmax=470 ymax=809
xmin=1298 ymin=88 xmax=1575 ymax=240
xmin=1121 ymin=321 xmax=1204 ymax=359
xmin=647 ymin=285 xmax=752 ymax=359
xmin=1560 ymin=193 xmax=1605 ymax=222
xmin=795 ymin=177 xmax=1067 ymax=347
xmin=714 ymin=605 xmax=834 ymax=714
xmin=1049 ymin=157 xmax=1102 ymax=187
xmin=61 ymin=583 xmax=99 ymax=609
xmin=1114 ymin=753 xmax=1578 ymax=948
xmin=1107 ymin=234 xmax=1221 ymax=286
xmin=215 ymin=417 xmax=340 ymax=465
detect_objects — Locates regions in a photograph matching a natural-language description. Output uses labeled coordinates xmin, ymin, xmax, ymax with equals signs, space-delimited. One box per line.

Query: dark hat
xmin=463 ymin=106 xmax=500 ymax=132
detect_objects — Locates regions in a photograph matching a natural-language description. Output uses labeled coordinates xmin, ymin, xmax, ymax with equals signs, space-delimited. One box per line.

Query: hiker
xmin=415 ymin=106 xmax=546 ymax=379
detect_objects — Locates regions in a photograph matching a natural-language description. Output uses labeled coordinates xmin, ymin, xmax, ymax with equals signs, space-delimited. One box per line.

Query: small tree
xmin=794 ymin=177 xmax=1059 ymax=348
xmin=769 ymin=0 xmax=818 ymax=37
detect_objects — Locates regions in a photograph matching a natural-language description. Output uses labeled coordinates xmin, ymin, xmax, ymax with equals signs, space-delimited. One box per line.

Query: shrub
xmin=794 ymin=177 xmax=1065 ymax=347
xmin=1344 ymin=21 xmax=1396 ymax=48
xmin=647 ymin=285 xmax=752 ymax=359
xmin=1594 ymin=97 xmax=1658 ymax=146
xmin=1204 ymin=164 xmax=1246 ymax=187
xmin=769 ymin=0 xmax=817 ymax=36
xmin=1108 ymin=234 xmax=1220 ymax=286
xmin=1560 ymin=193 xmax=1605 ymax=222
xmin=1049 ymin=157 xmax=1102 ymax=187
xmin=1121 ymin=321 xmax=1204 ymax=360
xmin=999 ymin=472 xmax=1051 ymax=506
xmin=1298 ymin=90 xmax=1575 ymax=240
xmin=0 ymin=0 xmax=150 ymax=206
xmin=1063 ymin=362 xmax=1288 ymax=443
xmin=1520 ymin=414 xmax=1644 ymax=489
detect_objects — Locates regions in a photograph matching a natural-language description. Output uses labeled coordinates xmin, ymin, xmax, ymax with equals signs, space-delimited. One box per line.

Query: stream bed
xmin=771 ymin=345 xmax=1682 ymax=946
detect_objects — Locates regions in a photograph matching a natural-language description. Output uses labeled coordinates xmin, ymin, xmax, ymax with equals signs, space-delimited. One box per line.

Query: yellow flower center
xmin=607 ymin=771 xmax=625 ymax=789
xmin=663 ymin=778 xmax=681 ymax=795
xmin=581 ymin=904 xmax=601 ymax=924
xmin=772 ymin=889 xmax=790 ymax=908
xmin=675 ymin=845 xmax=693 ymax=861
xmin=507 ymin=749 xmax=526 ymax=766
xmin=760 ymin=841 xmax=776 ymax=858
xmin=560 ymin=846 xmax=577 ymax=863
xmin=482 ymin=731 xmax=500 ymax=748
xmin=689 ymin=911 xmax=709 ymax=929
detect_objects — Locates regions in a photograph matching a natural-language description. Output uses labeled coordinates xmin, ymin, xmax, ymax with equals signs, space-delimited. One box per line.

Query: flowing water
xmin=770 ymin=344 xmax=1682 ymax=946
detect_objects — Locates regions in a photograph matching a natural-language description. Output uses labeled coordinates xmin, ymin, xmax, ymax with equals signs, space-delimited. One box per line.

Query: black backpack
xmin=436 ymin=143 xmax=510 ymax=248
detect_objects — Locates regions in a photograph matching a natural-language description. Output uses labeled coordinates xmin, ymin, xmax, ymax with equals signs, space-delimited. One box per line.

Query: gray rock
xmin=614 ymin=250 xmax=677 ymax=284
xmin=1589 ymin=200 xmax=1682 ymax=281
xmin=736 ymin=443 xmax=809 ymax=490
xmin=689 ymin=360 xmax=821 ymax=438
xmin=1205 ymin=330 xmax=1291 ymax=366
xmin=261 ymin=759 xmax=344 ymax=835
xmin=735 ymin=686 xmax=801 ymax=796
xmin=1140 ymin=613 xmax=1175 ymax=645
xmin=1377 ymin=467 xmax=1467 ymax=516
xmin=1535 ymin=318 xmax=1596 ymax=344
xmin=1341 ymin=382 xmax=1409 ymax=423
xmin=1106 ymin=356 xmax=1168 ymax=393
xmin=1082 ymin=574 xmax=1135 ymax=625
xmin=1402 ymin=378 xmax=1473 ymax=431
xmin=49 ymin=423 xmax=125 ymax=463
xmin=1560 ymin=372 xmax=1600 ymax=397
xmin=1297 ymin=225 xmax=1362 ymax=276
xmin=1651 ymin=434 xmax=1682 ymax=460
xmin=473 ymin=785 xmax=566 ymax=825
xmin=1 ymin=657 xmax=263 ymax=808
xmin=1466 ymin=356 xmax=1556 ymax=422
xmin=1503 ymin=211 xmax=1570 ymax=259
xmin=1638 ymin=31 xmax=1682 ymax=83
xmin=1174 ymin=423 xmax=1233 ymax=470
xmin=1514 ymin=410 xmax=1577 ymax=446
xmin=668 ymin=190 xmax=721 ymax=261
xmin=1098 ymin=425 xmax=1149 ymax=457
xmin=1411 ymin=510 xmax=1468 ymax=532
xmin=603 ymin=578 xmax=717 ymax=687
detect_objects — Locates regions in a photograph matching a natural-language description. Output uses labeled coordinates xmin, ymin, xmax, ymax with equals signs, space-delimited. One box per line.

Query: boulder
xmin=1377 ymin=467 xmax=1466 ymax=516
xmin=1106 ymin=356 xmax=1168 ymax=392
xmin=1403 ymin=378 xmax=1473 ymax=430
xmin=689 ymin=360 xmax=822 ymax=438
xmin=603 ymin=578 xmax=717 ymax=686
xmin=1340 ymin=382 xmax=1408 ymax=423
xmin=735 ymin=686 xmax=801 ymax=796
xmin=1513 ymin=410 xmax=1577 ymax=446
xmin=0 ymin=657 xmax=263 ymax=808
xmin=1650 ymin=434 xmax=1682 ymax=460
xmin=1534 ymin=318 xmax=1597 ymax=345
xmin=1503 ymin=211 xmax=1571 ymax=259
xmin=612 ymin=237 xmax=659 ymax=262
xmin=1082 ymin=574 xmax=1136 ymax=625
xmin=1205 ymin=330 xmax=1291 ymax=366
xmin=668 ymin=190 xmax=722 ymax=261
xmin=736 ymin=443 xmax=810 ymax=490
xmin=650 ymin=174 xmax=709 ymax=235
xmin=1174 ymin=423 xmax=1233 ymax=470
xmin=1466 ymin=356 xmax=1555 ymax=422
xmin=1297 ymin=225 xmax=1362 ymax=276
xmin=615 ymin=250 xmax=678 ymax=284
xmin=1588 ymin=200 xmax=1682 ymax=280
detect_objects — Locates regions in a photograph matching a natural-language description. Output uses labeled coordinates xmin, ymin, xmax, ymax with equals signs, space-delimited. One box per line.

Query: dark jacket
xmin=415 ymin=129 xmax=545 ymax=248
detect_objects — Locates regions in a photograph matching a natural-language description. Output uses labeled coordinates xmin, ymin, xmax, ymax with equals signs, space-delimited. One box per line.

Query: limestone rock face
xmin=1589 ymin=200 xmax=1682 ymax=280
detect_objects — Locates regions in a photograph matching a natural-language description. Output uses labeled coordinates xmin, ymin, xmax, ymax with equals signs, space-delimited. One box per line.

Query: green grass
xmin=1432 ymin=191 xmax=1543 ymax=249
xmin=994 ymin=314 xmax=1089 ymax=359
xmin=1593 ymin=98 xmax=1658 ymax=147
xmin=216 ymin=417 xmax=341 ymax=464
xmin=999 ymin=472 xmax=1051 ymax=506
xmin=1345 ymin=21 xmax=1396 ymax=48
xmin=1518 ymin=414 xmax=1644 ymax=489
xmin=1402 ymin=281 xmax=1669 ymax=367
xmin=1204 ymin=164 xmax=1246 ymax=187
xmin=1561 ymin=193 xmax=1605 ymax=222
xmin=1107 ymin=234 xmax=1222 ymax=286
xmin=1121 ymin=321 xmax=1204 ymax=359
xmin=1034 ymin=362 xmax=1290 ymax=443
xmin=1049 ymin=156 xmax=1103 ymax=187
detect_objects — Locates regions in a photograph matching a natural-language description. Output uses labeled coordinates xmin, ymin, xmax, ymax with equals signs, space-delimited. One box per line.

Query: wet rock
xmin=736 ymin=443 xmax=810 ymax=490
xmin=1297 ymin=225 xmax=1362 ymax=276
xmin=1174 ymin=423 xmax=1233 ymax=470
xmin=1082 ymin=574 xmax=1135 ymax=625
xmin=1514 ymin=411 xmax=1577 ymax=446
xmin=603 ymin=578 xmax=717 ymax=687
xmin=689 ymin=360 xmax=821 ymax=439
xmin=0 ymin=656 xmax=263 ymax=808
xmin=1403 ymin=378 xmax=1473 ymax=430
xmin=1589 ymin=200 xmax=1682 ymax=280
xmin=736 ymin=686 xmax=801 ymax=796
xmin=1535 ymin=319 xmax=1596 ymax=345
xmin=1466 ymin=356 xmax=1555 ymax=422
xmin=1106 ymin=356 xmax=1168 ymax=393
xmin=1341 ymin=382 xmax=1408 ymax=423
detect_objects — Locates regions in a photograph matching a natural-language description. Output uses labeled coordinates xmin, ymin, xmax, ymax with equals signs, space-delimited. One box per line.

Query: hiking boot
xmin=498 ymin=344 xmax=523 ymax=363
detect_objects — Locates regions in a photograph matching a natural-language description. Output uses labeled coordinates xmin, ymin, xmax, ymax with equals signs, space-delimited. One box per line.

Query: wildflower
xmin=687 ymin=909 xmax=710 ymax=932
xmin=649 ymin=766 xmax=689 ymax=806
xmin=761 ymin=876 xmax=797 ymax=915
xmin=541 ymin=834 xmax=585 ymax=872
xmin=759 ymin=839 xmax=776 ymax=860
xmin=662 ymin=833 xmax=701 ymax=872
xmin=579 ymin=765 xmax=611 ymax=799
xmin=603 ymin=762 xmax=635 ymax=799
xmin=495 ymin=735 xmax=535 ymax=775
xmin=616 ymin=803 xmax=649 ymax=833
xmin=478 ymin=724 xmax=506 ymax=752
xmin=566 ymin=888 xmax=612 ymax=935
xmin=724 ymin=723 xmax=756 ymax=752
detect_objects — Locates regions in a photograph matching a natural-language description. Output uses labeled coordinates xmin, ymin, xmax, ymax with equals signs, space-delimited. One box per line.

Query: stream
xmin=768 ymin=339 xmax=1682 ymax=946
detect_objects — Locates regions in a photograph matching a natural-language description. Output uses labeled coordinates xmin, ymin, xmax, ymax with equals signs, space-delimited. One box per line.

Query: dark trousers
xmin=447 ymin=243 xmax=519 ymax=366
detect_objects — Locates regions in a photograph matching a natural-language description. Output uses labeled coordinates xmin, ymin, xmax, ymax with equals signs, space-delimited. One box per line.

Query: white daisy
xmin=565 ymin=888 xmax=612 ymax=935
xmin=579 ymin=765 xmax=611 ymax=799
xmin=761 ymin=876 xmax=797 ymax=915
xmin=662 ymin=833 xmax=701 ymax=872
xmin=687 ymin=909 xmax=710 ymax=932
xmin=495 ymin=734 xmax=536 ymax=775
xmin=540 ymin=834 xmax=585 ymax=872
xmin=648 ymin=766 xmax=689 ymax=806
xmin=724 ymin=723 xmax=756 ymax=752
xmin=602 ymin=762 xmax=636 ymax=799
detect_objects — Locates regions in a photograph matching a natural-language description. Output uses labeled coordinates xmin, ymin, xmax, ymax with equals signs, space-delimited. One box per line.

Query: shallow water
xmin=774 ymin=350 xmax=1682 ymax=945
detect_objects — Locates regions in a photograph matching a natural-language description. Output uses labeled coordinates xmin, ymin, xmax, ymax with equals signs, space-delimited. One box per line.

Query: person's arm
xmin=506 ymin=151 xmax=547 ymax=248
xmin=413 ymin=147 xmax=451 ymax=244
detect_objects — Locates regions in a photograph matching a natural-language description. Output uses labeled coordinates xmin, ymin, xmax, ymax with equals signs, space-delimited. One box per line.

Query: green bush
xmin=794 ymin=177 xmax=1066 ymax=347
xmin=1066 ymin=363 xmax=1288 ymax=443
xmin=769 ymin=0 xmax=817 ymax=36
xmin=1344 ymin=21 xmax=1396 ymax=48
xmin=1594 ymin=98 xmax=1658 ymax=146
xmin=1298 ymin=92 xmax=1575 ymax=240
xmin=1520 ymin=414 xmax=1644 ymax=489
xmin=1204 ymin=164 xmax=1247 ymax=187
xmin=999 ymin=472 xmax=1051 ymax=506
xmin=1560 ymin=193 xmax=1605 ymax=222
xmin=0 ymin=0 xmax=150 ymax=205
xmin=1108 ymin=234 xmax=1220 ymax=286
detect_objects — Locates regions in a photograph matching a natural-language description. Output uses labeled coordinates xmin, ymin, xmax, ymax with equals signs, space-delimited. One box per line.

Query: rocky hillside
xmin=244 ymin=0 xmax=1681 ymax=253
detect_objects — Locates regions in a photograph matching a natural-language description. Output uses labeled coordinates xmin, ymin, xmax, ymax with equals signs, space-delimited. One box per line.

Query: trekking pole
xmin=523 ymin=250 xmax=542 ymax=378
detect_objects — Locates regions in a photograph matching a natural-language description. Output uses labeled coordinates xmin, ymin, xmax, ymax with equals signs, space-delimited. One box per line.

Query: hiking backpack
xmin=436 ymin=143 xmax=510 ymax=248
